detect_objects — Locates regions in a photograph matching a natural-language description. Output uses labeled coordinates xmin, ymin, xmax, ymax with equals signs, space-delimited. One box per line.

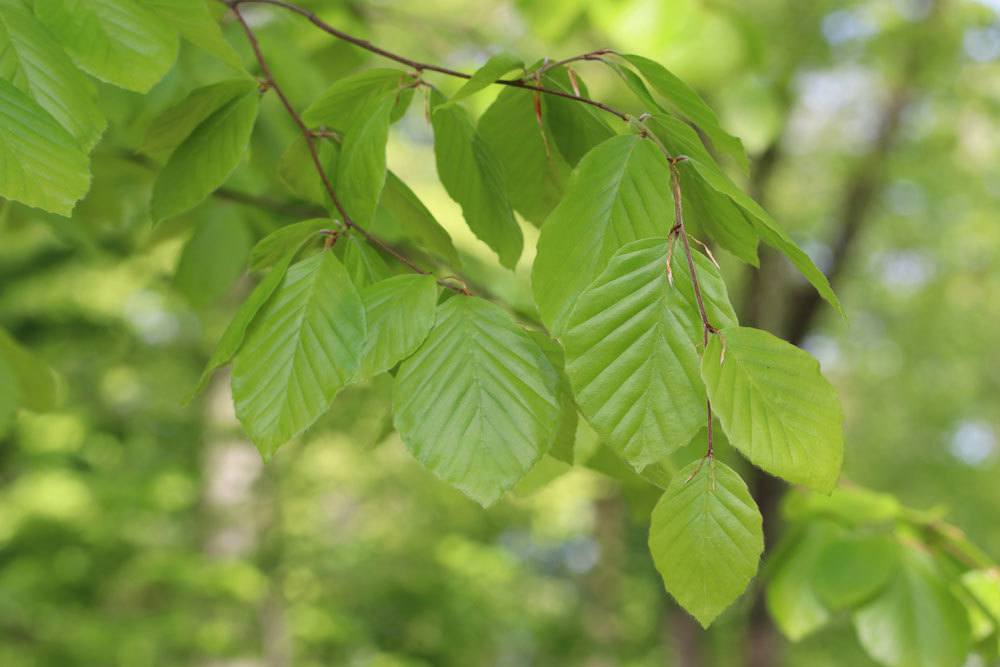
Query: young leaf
xmin=373 ymin=171 xmax=459 ymax=265
xmin=190 ymin=235 xmax=315 ymax=399
xmin=0 ymin=78 xmax=89 ymax=215
xmin=232 ymin=252 xmax=366 ymax=458
xmin=302 ymin=68 xmax=409 ymax=130
xmin=277 ymin=135 xmax=338 ymax=207
xmin=151 ymin=90 xmax=260 ymax=222
xmin=478 ymin=84 xmax=570 ymax=226
xmin=0 ymin=0 xmax=106 ymax=150
xmin=250 ymin=219 xmax=332 ymax=271
xmin=649 ymin=459 xmax=764 ymax=628
xmin=701 ymin=326 xmax=844 ymax=492
xmin=650 ymin=114 xmax=842 ymax=314
xmin=445 ymin=52 xmax=522 ymax=105
xmin=532 ymin=134 xmax=672 ymax=334
xmin=766 ymin=521 xmax=840 ymax=640
xmin=393 ymin=297 xmax=561 ymax=506
xmin=174 ymin=212 xmax=254 ymax=309
xmin=144 ymin=0 xmax=243 ymax=70
xmin=814 ymin=535 xmax=898 ymax=610
xmin=143 ymin=79 xmax=257 ymax=161
xmin=0 ymin=328 xmax=59 ymax=411
xmin=540 ymin=68 xmax=614 ymax=165
xmin=854 ymin=548 xmax=971 ymax=667
xmin=430 ymin=89 xmax=522 ymax=269
xmin=961 ymin=570 xmax=1000 ymax=633
xmin=622 ymin=53 xmax=748 ymax=171
xmin=341 ymin=234 xmax=391 ymax=287
xmin=679 ymin=168 xmax=759 ymax=266
xmin=358 ymin=274 xmax=437 ymax=380
xmin=34 ymin=0 xmax=178 ymax=93
xmin=563 ymin=238 xmax=736 ymax=469
xmin=336 ymin=90 xmax=394 ymax=227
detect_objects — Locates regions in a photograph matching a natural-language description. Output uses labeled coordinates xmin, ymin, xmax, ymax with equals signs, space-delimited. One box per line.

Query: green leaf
xmin=336 ymin=90 xmax=393 ymax=227
xmin=445 ymin=52 xmax=522 ymax=105
xmin=0 ymin=0 xmax=105 ymax=150
xmin=679 ymin=168 xmax=759 ymax=266
xmin=478 ymin=84 xmax=570 ymax=226
xmin=701 ymin=326 xmax=844 ymax=492
xmin=0 ymin=327 xmax=59 ymax=411
xmin=962 ymin=569 xmax=1000 ymax=633
xmin=0 ymin=355 xmax=18 ymax=436
xmin=782 ymin=485 xmax=902 ymax=526
xmin=34 ymin=0 xmax=178 ymax=93
xmin=532 ymin=134 xmax=672 ymax=334
xmin=766 ymin=521 xmax=840 ymax=640
xmin=142 ymin=79 xmax=257 ymax=162
xmin=854 ymin=548 xmax=971 ymax=667
xmin=431 ymin=89 xmax=522 ymax=268
xmin=232 ymin=252 xmax=366 ymax=458
xmin=373 ymin=171 xmax=459 ymax=265
xmin=174 ymin=211 xmax=254 ymax=309
xmin=341 ymin=234 xmax=391 ymax=288
xmin=393 ymin=297 xmax=561 ymax=506
xmin=814 ymin=535 xmax=898 ymax=610
xmin=603 ymin=58 xmax=664 ymax=113
xmin=277 ymin=135 xmax=338 ymax=208
xmin=250 ymin=219 xmax=332 ymax=272
xmin=151 ymin=90 xmax=259 ymax=222
xmin=0 ymin=78 xmax=89 ymax=215
xmin=358 ymin=274 xmax=437 ymax=380
xmin=526 ymin=330 xmax=578 ymax=464
xmin=190 ymin=236 xmax=315 ymax=399
xmin=623 ymin=53 xmax=748 ymax=171
xmin=143 ymin=0 xmax=242 ymax=69
xmin=302 ymin=68 xmax=409 ymax=130
xmin=650 ymin=114 xmax=842 ymax=315
xmin=563 ymin=237 xmax=736 ymax=469
xmin=540 ymin=67 xmax=614 ymax=165
xmin=649 ymin=459 xmax=763 ymax=628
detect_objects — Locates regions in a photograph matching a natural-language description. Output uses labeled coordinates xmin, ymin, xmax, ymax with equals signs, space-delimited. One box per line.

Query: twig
xmin=225 ymin=2 xmax=468 ymax=294
xmin=225 ymin=0 xmax=631 ymax=122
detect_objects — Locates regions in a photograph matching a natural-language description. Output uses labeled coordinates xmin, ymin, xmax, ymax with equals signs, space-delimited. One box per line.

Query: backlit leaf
xmin=649 ymin=459 xmax=763 ymax=627
xmin=232 ymin=252 xmax=366 ymax=458
xmin=445 ymin=51 xmax=522 ymax=105
xmin=701 ymin=326 xmax=844 ymax=492
xmin=393 ymin=297 xmax=561 ymax=506
xmin=144 ymin=0 xmax=243 ymax=69
xmin=336 ymin=90 xmax=393 ymax=227
xmin=532 ymin=134 xmax=672 ymax=334
xmin=358 ymin=274 xmax=437 ymax=380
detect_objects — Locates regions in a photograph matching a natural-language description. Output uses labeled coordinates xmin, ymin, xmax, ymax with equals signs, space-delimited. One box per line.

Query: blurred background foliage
xmin=1 ymin=0 xmax=999 ymax=665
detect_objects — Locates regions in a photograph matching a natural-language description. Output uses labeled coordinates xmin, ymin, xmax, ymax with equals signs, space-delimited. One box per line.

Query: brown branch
xmin=669 ymin=159 xmax=717 ymax=460
xmin=225 ymin=0 xmax=631 ymax=122
xmin=225 ymin=2 xmax=467 ymax=294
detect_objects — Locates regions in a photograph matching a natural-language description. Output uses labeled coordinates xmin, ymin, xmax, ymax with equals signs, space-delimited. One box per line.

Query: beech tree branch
xmin=226 ymin=0 xmax=632 ymax=122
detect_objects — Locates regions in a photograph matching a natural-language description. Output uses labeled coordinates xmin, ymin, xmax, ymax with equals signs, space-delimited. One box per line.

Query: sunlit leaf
xmin=358 ymin=274 xmax=437 ymax=380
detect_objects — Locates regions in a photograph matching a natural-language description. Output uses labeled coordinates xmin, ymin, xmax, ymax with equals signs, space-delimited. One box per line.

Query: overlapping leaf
xmin=0 ymin=0 xmax=105 ymax=149
xmin=702 ymin=326 xmax=844 ymax=492
xmin=446 ymin=52 xmax=522 ymax=105
xmin=854 ymin=549 xmax=971 ymax=667
xmin=151 ymin=89 xmax=259 ymax=222
xmin=649 ymin=460 xmax=763 ymax=627
xmin=478 ymin=83 xmax=570 ymax=226
xmin=650 ymin=113 xmax=841 ymax=313
xmin=372 ymin=171 xmax=459 ymax=265
xmin=358 ymin=274 xmax=437 ymax=380
xmin=0 ymin=78 xmax=89 ymax=215
xmin=232 ymin=252 xmax=366 ymax=458
xmin=144 ymin=0 xmax=242 ymax=69
xmin=431 ymin=89 xmax=522 ymax=268
xmin=563 ymin=237 xmax=736 ymax=468
xmin=393 ymin=297 xmax=561 ymax=506
xmin=532 ymin=134 xmax=672 ymax=334
xmin=336 ymin=90 xmax=393 ymax=226
xmin=34 ymin=0 xmax=178 ymax=93
xmin=302 ymin=68 xmax=410 ymax=129
xmin=766 ymin=521 xmax=841 ymax=640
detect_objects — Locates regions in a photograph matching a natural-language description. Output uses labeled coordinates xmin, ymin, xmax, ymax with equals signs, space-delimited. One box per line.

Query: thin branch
xmin=669 ymin=160 xmax=717 ymax=459
xmin=225 ymin=2 xmax=467 ymax=294
xmin=225 ymin=0 xmax=631 ymax=122
xmin=537 ymin=49 xmax=617 ymax=75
